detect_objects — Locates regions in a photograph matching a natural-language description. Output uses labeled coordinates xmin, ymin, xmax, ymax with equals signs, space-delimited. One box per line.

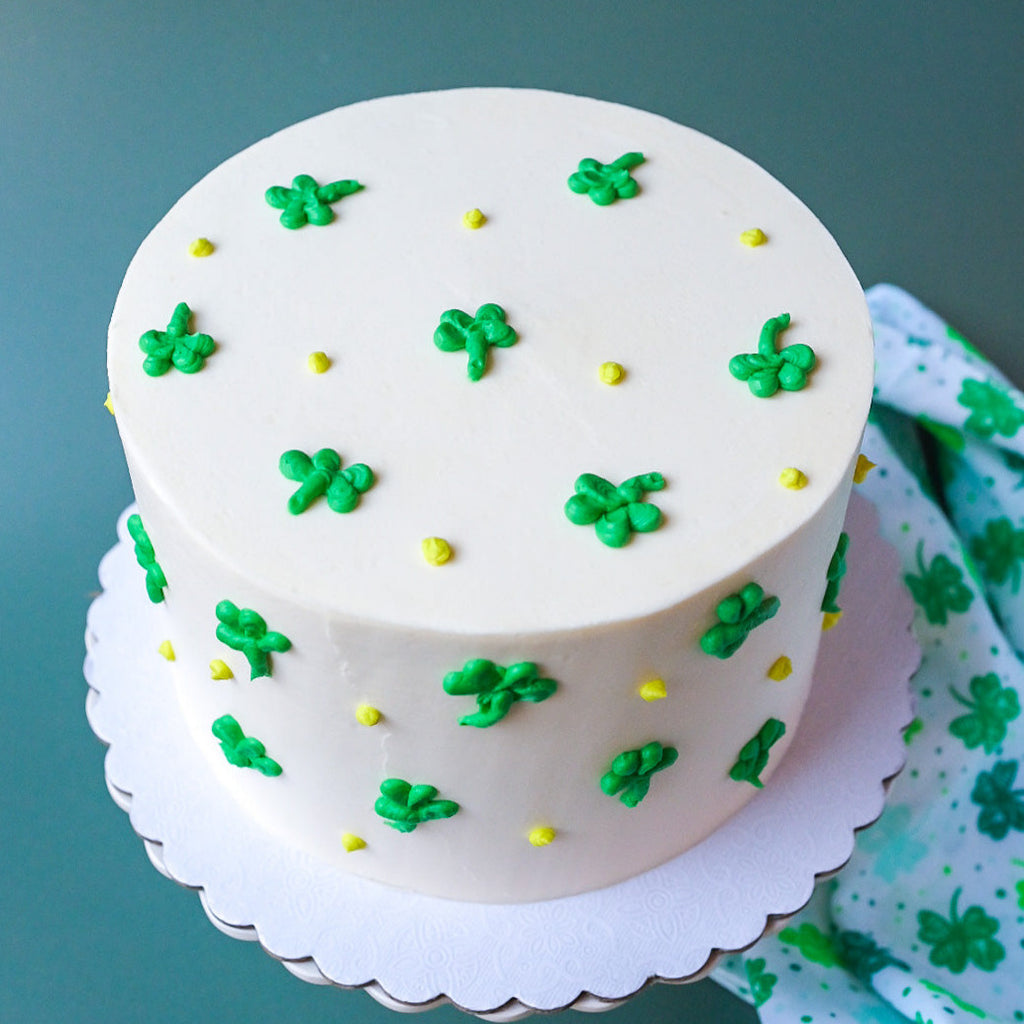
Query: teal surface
xmin=1 ymin=4 xmax=1021 ymax=1023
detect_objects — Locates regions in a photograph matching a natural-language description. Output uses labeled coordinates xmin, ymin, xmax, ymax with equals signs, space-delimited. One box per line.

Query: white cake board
xmin=84 ymin=493 xmax=918 ymax=1018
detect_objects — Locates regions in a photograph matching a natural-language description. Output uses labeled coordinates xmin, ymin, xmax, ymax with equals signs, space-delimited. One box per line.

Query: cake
xmin=106 ymin=88 xmax=874 ymax=903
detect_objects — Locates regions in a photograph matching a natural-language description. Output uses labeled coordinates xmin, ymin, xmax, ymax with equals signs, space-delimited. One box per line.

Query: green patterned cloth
xmin=714 ymin=284 xmax=1024 ymax=1024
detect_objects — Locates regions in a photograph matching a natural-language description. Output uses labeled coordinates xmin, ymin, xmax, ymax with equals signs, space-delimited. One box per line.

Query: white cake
xmin=106 ymin=88 xmax=873 ymax=903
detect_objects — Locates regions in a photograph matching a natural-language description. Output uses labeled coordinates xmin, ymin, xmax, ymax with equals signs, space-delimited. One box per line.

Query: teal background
xmin=1 ymin=3 xmax=1021 ymax=1022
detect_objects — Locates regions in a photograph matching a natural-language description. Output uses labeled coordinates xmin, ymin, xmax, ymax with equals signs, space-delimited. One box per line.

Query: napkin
xmin=714 ymin=284 xmax=1024 ymax=1023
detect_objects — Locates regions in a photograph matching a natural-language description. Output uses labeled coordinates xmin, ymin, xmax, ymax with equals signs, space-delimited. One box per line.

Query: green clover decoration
xmin=374 ymin=778 xmax=460 ymax=833
xmin=957 ymin=378 xmax=1024 ymax=439
xmin=700 ymin=582 xmax=780 ymax=659
xmin=729 ymin=717 xmax=786 ymax=788
xmin=600 ymin=741 xmax=678 ymax=808
xmin=821 ymin=531 xmax=850 ymax=614
xmin=279 ymin=448 xmax=375 ymax=515
xmin=442 ymin=658 xmax=557 ymax=728
xmin=917 ymin=887 xmax=1006 ymax=973
xmin=433 ymin=303 xmax=518 ymax=381
xmin=729 ymin=313 xmax=816 ymax=397
xmin=743 ymin=958 xmax=777 ymax=1009
xmin=215 ymin=599 xmax=292 ymax=680
xmin=264 ymin=174 xmax=363 ymax=229
xmin=138 ymin=301 xmax=215 ymax=377
xmin=212 ymin=715 xmax=282 ymax=776
xmin=969 ymin=516 xmax=1024 ymax=593
xmin=564 ymin=471 xmax=666 ymax=548
xmin=567 ymin=152 xmax=646 ymax=205
xmin=834 ymin=930 xmax=910 ymax=984
xmin=778 ymin=922 xmax=840 ymax=967
xmin=949 ymin=673 xmax=1020 ymax=754
xmin=905 ymin=540 xmax=974 ymax=625
xmin=126 ymin=513 xmax=167 ymax=603
xmin=971 ymin=760 xmax=1024 ymax=841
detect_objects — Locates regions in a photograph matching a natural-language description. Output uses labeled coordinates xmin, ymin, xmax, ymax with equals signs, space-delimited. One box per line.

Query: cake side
xmin=107 ymin=88 xmax=873 ymax=902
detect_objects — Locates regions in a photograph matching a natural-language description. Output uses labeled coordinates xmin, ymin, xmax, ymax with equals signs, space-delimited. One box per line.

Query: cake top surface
xmin=108 ymin=88 xmax=873 ymax=634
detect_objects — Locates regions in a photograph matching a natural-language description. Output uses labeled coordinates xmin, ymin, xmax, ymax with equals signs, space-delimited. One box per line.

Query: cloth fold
xmin=713 ymin=284 xmax=1024 ymax=1024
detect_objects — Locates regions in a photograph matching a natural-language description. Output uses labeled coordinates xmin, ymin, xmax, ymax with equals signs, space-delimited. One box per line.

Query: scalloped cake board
xmin=83 ymin=492 xmax=918 ymax=1018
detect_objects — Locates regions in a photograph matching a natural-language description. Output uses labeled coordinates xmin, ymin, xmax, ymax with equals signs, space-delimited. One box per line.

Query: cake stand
xmin=84 ymin=492 xmax=918 ymax=1019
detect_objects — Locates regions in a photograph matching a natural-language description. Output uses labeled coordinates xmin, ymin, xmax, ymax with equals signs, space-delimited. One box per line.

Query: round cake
xmin=106 ymin=88 xmax=874 ymax=903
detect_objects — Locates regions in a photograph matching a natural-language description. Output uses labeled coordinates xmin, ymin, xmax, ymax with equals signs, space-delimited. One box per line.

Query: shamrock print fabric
xmin=714 ymin=285 xmax=1024 ymax=1023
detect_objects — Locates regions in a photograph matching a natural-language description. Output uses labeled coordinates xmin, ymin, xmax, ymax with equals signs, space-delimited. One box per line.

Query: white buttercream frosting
xmin=108 ymin=89 xmax=873 ymax=902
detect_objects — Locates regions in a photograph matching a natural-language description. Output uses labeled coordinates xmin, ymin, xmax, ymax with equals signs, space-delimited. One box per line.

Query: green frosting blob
xmin=138 ymin=302 xmax=215 ymax=377
xmin=265 ymin=174 xmax=363 ymax=229
xmin=442 ymin=658 xmax=558 ymax=728
xmin=729 ymin=717 xmax=786 ymax=787
xmin=214 ymin=599 xmax=292 ymax=680
xmin=600 ymin=740 xmax=678 ymax=807
xmin=126 ymin=513 xmax=167 ymax=603
xmin=212 ymin=714 xmax=282 ymax=776
xmin=564 ymin=471 xmax=666 ymax=547
xmin=700 ymin=582 xmax=780 ymax=658
xmin=821 ymin=531 xmax=850 ymax=613
xmin=433 ymin=303 xmax=518 ymax=380
xmin=567 ymin=152 xmax=645 ymax=205
xmin=374 ymin=778 xmax=460 ymax=832
xmin=279 ymin=448 xmax=375 ymax=514
xmin=729 ymin=313 xmax=816 ymax=397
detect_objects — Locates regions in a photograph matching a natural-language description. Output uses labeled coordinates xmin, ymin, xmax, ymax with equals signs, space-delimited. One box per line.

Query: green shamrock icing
xmin=821 ymin=531 xmax=850 ymax=614
xmin=917 ymin=887 xmax=1006 ymax=973
xmin=700 ymin=582 xmax=780 ymax=659
xmin=138 ymin=302 xmax=215 ymax=377
xmin=728 ymin=313 xmax=816 ymax=398
xmin=778 ymin=922 xmax=839 ymax=967
xmin=567 ymin=152 xmax=646 ymax=205
xmin=904 ymin=540 xmax=974 ymax=625
xmin=374 ymin=778 xmax=459 ymax=833
xmin=211 ymin=714 xmax=282 ymax=776
xmin=970 ymin=517 xmax=1024 ymax=593
xmin=264 ymin=174 xmax=363 ymax=229
xmin=215 ymin=600 xmax=292 ymax=680
xmin=564 ymin=472 xmax=666 ymax=548
xmin=971 ymin=760 xmax=1024 ymax=840
xmin=279 ymin=448 xmax=375 ymax=515
xmin=743 ymin=958 xmax=777 ymax=1008
xmin=834 ymin=930 xmax=910 ymax=983
xmin=126 ymin=513 xmax=167 ymax=603
xmin=600 ymin=741 xmax=678 ymax=807
xmin=949 ymin=673 xmax=1020 ymax=753
xmin=729 ymin=717 xmax=786 ymax=787
xmin=433 ymin=303 xmax=518 ymax=381
xmin=442 ymin=658 xmax=557 ymax=728
xmin=957 ymin=378 xmax=1024 ymax=439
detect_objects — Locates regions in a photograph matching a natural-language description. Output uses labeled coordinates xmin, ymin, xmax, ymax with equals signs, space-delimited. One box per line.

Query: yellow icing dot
xmin=638 ymin=678 xmax=667 ymax=702
xmin=528 ymin=826 xmax=556 ymax=847
xmin=188 ymin=237 xmax=215 ymax=257
xmin=355 ymin=704 xmax=381 ymax=727
xmin=307 ymin=351 xmax=331 ymax=374
xmin=341 ymin=832 xmax=366 ymax=853
xmin=209 ymin=659 xmax=233 ymax=680
xmin=462 ymin=208 xmax=486 ymax=229
xmin=599 ymin=361 xmax=626 ymax=385
xmin=740 ymin=228 xmax=767 ymax=247
xmin=103 ymin=392 xmax=114 ymax=416
xmin=853 ymin=454 xmax=876 ymax=484
xmin=157 ymin=640 xmax=175 ymax=661
xmin=767 ymin=656 xmax=792 ymax=681
xmin=421 ymin=537 xmax=452 ymax=566
xmin=779 ymin=467 xmax=808 ymax=490
xmin=822 ymin=611 xmax=843 ymax=631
